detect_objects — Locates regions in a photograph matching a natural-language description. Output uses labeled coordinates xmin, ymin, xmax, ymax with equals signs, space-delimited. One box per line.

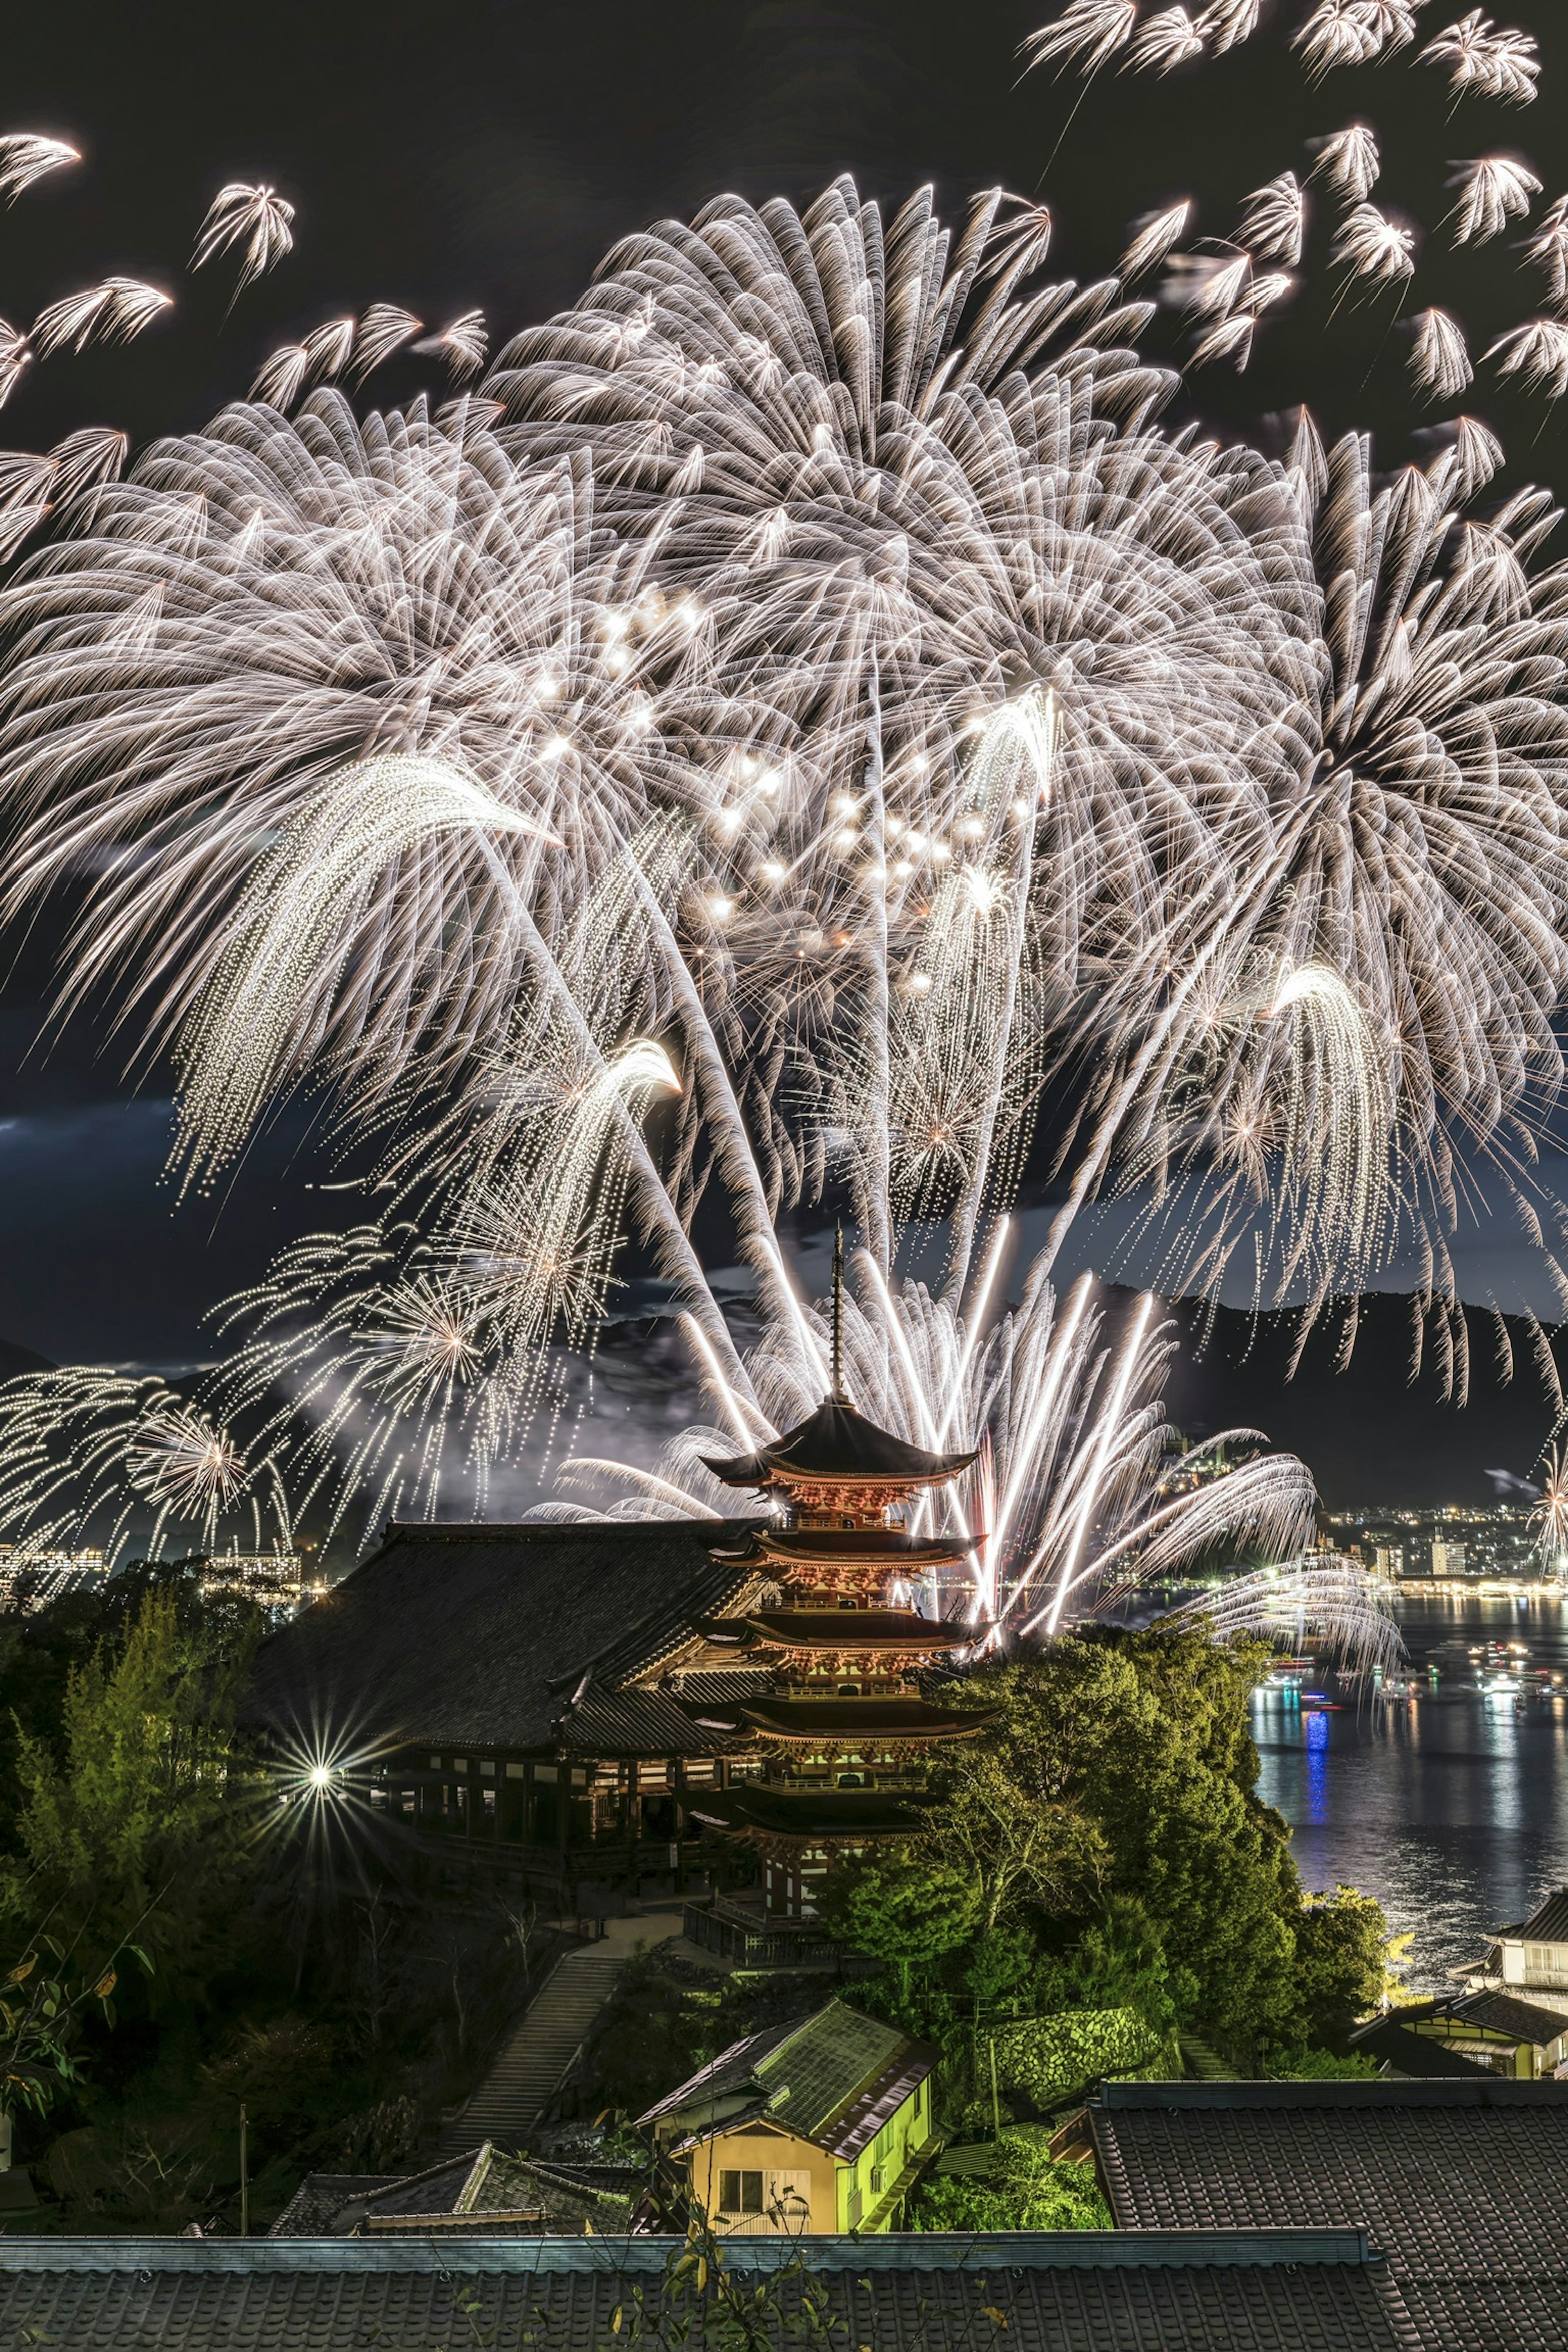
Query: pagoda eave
xmin=686 ymin=1786 xmax=938 ymax=1842
xmin=695 ymin=1609 xmax=975 ymax=1654
xmin=732 ymin=1698 xmax=994 ymax=1741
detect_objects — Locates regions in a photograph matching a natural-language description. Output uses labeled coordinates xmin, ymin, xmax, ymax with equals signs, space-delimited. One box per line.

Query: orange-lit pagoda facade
xmin=684 ymin=1278 xmax=991 ymax=1918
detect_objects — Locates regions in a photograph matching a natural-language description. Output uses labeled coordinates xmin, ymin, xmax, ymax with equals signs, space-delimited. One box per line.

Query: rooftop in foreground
xmin=0 ymin=2228 xmax=1408 ymax=2352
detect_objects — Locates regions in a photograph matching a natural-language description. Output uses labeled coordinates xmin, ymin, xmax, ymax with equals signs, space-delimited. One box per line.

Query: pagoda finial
xmin=831 ymin=1223 xmax=847 ymax=1402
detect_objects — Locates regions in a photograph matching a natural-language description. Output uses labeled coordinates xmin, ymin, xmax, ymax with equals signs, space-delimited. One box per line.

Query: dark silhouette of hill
xmin=0 ymin=1335 xmax=53 ymax=1382
xmin=1158 ymin=1292 xmax=1559 ymax=1513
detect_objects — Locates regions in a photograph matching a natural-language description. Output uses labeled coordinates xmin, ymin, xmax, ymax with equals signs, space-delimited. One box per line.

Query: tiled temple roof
xmin=241 ymin=1518 xmax=767 ymax=1756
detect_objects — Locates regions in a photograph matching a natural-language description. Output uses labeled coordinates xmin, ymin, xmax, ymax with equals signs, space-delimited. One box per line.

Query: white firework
xmin=1420 ymin=13 xmax=1538 ymax=105
xmin=1486 ymin=316 xmax=1568 ymax=398
xmin=1237 ymin=173 xmax=1306 ymax=266
xmin=1120 ymin=202 xmax=1193 ymax=278
xmin=350 ymin=304 xmax=423 ymax=383
xmin=1307 ymin=125 xmax=1381 ymax=200
xmin=1519 ymin=196 xmax=1568 ymax=303
xmin=412 ymin=311 xmax=488 ymax=379
xmin=1127 ymin=8 xmax=1205 ymax=69
xmin=32 ymin=278 xmax=172 ymax=358
xmin=1294 ymin=1 xmax=1383 ymax=77
xmin=192 ymin=183 xmax=296 ymax=291
xmin=1330 ymin=202 xmax=1417 ymax=285
xmin=1408 ymin=306 xmax=1472 ymax=398
xmin=250 ymin=343 xmax=309 ymax=408
xmin=0 ymin=135 xmax=79 ymax=203
xmin=1022 ymin=1 xmax=1138 ymax=72
xmin=1446 ymin=155 xmax=1541 ymax=246
xmin=1192 ymin=0 xmax=1259 ymax=52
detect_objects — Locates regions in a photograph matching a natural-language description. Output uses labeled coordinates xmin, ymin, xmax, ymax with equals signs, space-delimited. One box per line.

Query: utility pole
xmin=239 ymin=2103 xmax=249 ymax=2238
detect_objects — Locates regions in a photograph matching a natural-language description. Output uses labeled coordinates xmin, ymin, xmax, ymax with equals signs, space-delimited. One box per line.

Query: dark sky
xmin=0 ymin=0 xmax=1563 ymax=1499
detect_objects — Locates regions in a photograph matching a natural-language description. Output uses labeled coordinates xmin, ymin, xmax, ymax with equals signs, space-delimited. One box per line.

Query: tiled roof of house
xmin=1090 ymin=2078 xmax=1568 ymax=2350
xmin=1515 ymin=1887 xmax=1568 ymax=1945
xmin=241 ymin=1519 xmax=765 ymax=1754
xmin=270 ymin=2144 xmax=630 ymax=2237
xmin=638 ymin=2000 xmax=935 ymax=2159
xmin=0 ymin=2228 xmax=1411 ymax=2351
xmin=1345 ymin=2019 xmax=1492 ymax=2078
xmin=1443 ymin=1990 xmax=1568 ymax=2045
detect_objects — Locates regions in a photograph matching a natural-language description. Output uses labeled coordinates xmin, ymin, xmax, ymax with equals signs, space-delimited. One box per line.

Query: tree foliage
xmin=3 ymin=1588 xmax=256 ymax=1996
xmin=913 ymin=2130 xmax=1111 ymax=2232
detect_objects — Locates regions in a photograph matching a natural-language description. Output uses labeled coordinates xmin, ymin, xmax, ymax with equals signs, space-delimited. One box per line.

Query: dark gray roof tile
xmin=242 ymin=1519 xmax=764 ymax=1752
xmin=0 ymin=2231 xmax=1410 ymax=2351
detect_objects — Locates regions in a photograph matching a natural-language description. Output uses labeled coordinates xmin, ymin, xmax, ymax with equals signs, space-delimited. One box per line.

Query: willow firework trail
xmin=1421 ymin=14 xmax=1539 ymax=106
xmin=1521 ymin=196 xmax=1568 ymax=301
xmin=0 ymin=136 xmax=78 ymax=202
xmin=192 ymin=183 xmax=296 ymax=291
xmin=1237 ymin=174 xmax=1305 ymax=265
xmin=412 ymin=312 xmax=488 ymax=378
xmin=1487 ymin=317 xmax=1568 ymax=398
xmin=1308 ymin=127 xmax=1381 ymax=200
xmin=1446 ymin=155 xmax=1541 ymax=246
xmin=1119 ymin=202 xmax=1191 ymax=278
xmin=1127 ymin=9 xmax=1203 ymax=70
xmin=0 ymin=174 xmax=1566 ymax=1500
xmin=32 ymin=278 xmax=171 ymax=357
xmin=1409 ymin=307 xmax=1472 ymax=398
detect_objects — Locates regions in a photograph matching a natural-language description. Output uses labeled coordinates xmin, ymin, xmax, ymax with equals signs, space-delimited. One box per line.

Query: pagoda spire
xmin=831 ymin=1223 xmax=846 ymax=1404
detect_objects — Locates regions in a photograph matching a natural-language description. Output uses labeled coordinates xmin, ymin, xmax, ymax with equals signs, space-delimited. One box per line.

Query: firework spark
xmin=1420 ymin=13 xmax=1539 ymax=107
xmin=1446 ymin=155 xmax=1541 ymax=246
xmin=1308 ymin=125 xmax=1381 ymax=199
xmin=1408 ymin=305 xmax=1472 ymax=398
xmin=32 ymin=278 xmax=172 ymax=357
xmin=0 ymin=136 xmax=79 ymax=203
xmin=1238 ymin=173 xmax=1306 ymax=265
xmin=192 ymin=183 xmax=296 ymax=291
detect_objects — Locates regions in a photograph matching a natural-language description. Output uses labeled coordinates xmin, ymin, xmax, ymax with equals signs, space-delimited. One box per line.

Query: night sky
xmin=0 ymin=0 xmax=1563 ymax=1501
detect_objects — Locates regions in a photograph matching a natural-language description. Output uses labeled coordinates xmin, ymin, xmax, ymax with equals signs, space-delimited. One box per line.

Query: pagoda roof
xmin=717 ymin=1528 xmax=977 ymax=1566
xmin=700 ymin=1695 xmax=993 ymax=1742
xmin=700 ymin=1397 xmax=976 ymax=1492
xmin=684 ymin=1783 xmax=938 ymax=1840
xmin=700 ymin=1608 xmax=973 ymax=1652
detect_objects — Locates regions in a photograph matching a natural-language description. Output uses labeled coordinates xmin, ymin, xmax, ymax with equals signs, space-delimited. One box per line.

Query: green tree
xmin=813 ymin=1844 xmax=981 ymax=2002
xmin=1289 ymin=1884 xmax=1392 ymax=2047
xmin=935 ymin=1627 xmax=1305 ymax=2048
xmin=913 ymin=2129 xmax=1111 ymax=2231
xmin=3 ymin=1588 xmax=257 ymax=1997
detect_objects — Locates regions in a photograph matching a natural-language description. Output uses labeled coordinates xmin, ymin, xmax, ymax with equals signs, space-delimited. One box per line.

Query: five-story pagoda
xmin=684 ymin=1239 xmax=993 ymax=1919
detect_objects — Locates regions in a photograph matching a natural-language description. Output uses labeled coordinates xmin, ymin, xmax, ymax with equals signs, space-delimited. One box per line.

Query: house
xmin=637 ymin=1998 xmax=939 ymax=2233
xmin=268 ymin=2142 xmax=635 ymax=2236
xmin=240 ymin=1519 xmax=777 ymax=1906
xmin=1083 ymin=2075 xmax=1568 ymax=2348
xmin=0 ymin=2226 xmax=1414 ymax=2350
xmin=1351 ymin=1990 xmax=1568 ymax=2080
xmin=1454 ymin=1884 xmax=1568 ymax=2010
xmin=1344 ymin=2017 xmax=1492 ymax=2079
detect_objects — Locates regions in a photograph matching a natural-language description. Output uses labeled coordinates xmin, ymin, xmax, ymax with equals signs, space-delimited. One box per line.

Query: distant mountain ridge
xmin=1156 ymin=1290 xmax=1559 ymax=1514
xmin=0 ymin=1335 xmax=53 ymax=1381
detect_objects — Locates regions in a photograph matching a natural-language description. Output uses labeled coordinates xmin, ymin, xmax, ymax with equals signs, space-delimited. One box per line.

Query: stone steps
xmin=437 ymin=1951 xmax=626 ymax=2154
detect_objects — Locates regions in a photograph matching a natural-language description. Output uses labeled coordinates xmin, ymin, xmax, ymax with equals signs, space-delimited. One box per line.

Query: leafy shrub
xmin=913 ymin=2130 xmax=1110 ymax=2232
xmin=991 ymin=2005 xmax=1179 ymax=2107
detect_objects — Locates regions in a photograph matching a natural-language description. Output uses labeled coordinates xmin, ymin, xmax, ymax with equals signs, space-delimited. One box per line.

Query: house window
xmin=719 ymin=2170 xmax=764 ymax=2215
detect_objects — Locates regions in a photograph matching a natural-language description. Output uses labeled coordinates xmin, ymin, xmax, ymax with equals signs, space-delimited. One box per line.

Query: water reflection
xmin=1254 ymin=1592 xmax=1568 ymax=1989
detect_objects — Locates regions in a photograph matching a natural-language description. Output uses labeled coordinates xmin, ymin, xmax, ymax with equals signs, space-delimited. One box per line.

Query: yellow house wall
xmin=687 ymin=2125 xmax=839 ymax=2234
xmin=685 ymin=2075 xmax=934 ymax=2236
